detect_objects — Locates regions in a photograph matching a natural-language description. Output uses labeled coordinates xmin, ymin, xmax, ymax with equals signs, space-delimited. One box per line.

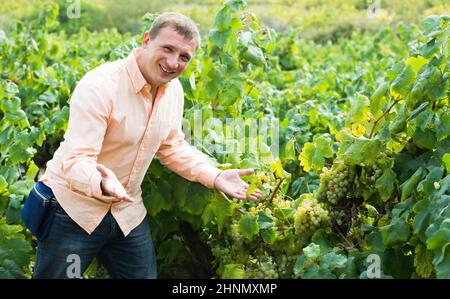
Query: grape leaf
xmin=303 ymin=243 xmax=320 ymax=260
xmin=202 ymin=192 xmax=233 ymax=235
xmin=405 ymin=56 xmax=428 ymax=74
xmin=421 ymin=15 xmax=441 ymax=35
xmin=426 ymin=227 xmax=450 ymax=251
xmin=320 ymin=252 xmax=347 ymax=270
xmin=443 ymin=154 xmax=450 ymax=173
xmin=299 ymin=135 xmax=333 ymax=172
xmin=0 ymin=175 xmax=7 ymax=193
xmin=284 ymin=138 xmax=297 ymax=160
xmin=270 ymin=158 xmax=284 ymax=179
xmin=238 ymin=215 xmax=259 ymax=239
xmin=435 ymin=110 xmax=450 ymax=141
xmin=302 ymin=264 xmax=320 ymax=279
xmin=435 ymin=253 xmax=450 ymax=279
xmin=400 ymin=167 xmax=425 ymax=201
xmin=257 ymin=211 xmax=272 ymax=229
xmin=379 ymin=219 xmax=410 ymax=247
xmin=184 ymin=183 xmax=211 ymax=215
xmin=293 ymin=255 xmax=306 ymax=277
xmin=414 ymin=244 xmax=434 ymax=278
xmin=336 ymin=132 xmax=381 ymax=165
xmin=370 ymin=81 xmax=389 ymax=114
xmin=156 ymin=238 xmax=190 ymax=265
xmin=413 ymin=127 xmax=436 ymax=150
xmin=391 ymin=64 xmax=414 ymax=99
xmin=375 ymin=168 xmax=396 ymax=202
xmin=260 ymin=228 xmax=278 ymax=244
xmin=0 ymin=259 xmax=23 ymax=279
xmin=346 ymin=93 xmax=370 ymax=127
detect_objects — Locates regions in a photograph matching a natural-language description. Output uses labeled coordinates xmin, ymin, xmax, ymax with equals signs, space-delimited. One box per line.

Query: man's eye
xmin=181 ymin=56 xmax=189 ymax=62
xmin=163 ymin=47 xmax=172 ymax=52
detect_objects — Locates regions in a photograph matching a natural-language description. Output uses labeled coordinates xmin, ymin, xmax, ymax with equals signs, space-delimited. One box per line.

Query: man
xmin=33 ymin=12 xmax=262 ymax=278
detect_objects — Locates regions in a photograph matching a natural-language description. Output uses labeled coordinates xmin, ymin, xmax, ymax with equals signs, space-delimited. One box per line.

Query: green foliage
xmin=0 ymin=0 xmax=448 ymax=279
xmin=0 ymin=218 xmax=32 ymax=278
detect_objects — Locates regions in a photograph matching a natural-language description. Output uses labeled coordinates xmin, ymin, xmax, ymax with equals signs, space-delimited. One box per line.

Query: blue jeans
xmin=32 ymin=184 xmax=157 ymax=279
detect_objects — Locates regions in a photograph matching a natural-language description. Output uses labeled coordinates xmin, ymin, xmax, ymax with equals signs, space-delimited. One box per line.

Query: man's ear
xmin=142 ymin=31 xmax=151 ymax=48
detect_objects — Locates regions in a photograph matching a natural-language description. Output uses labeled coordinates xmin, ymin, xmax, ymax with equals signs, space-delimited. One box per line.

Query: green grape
xmin=250 ymin=171 xmax=279 ymax=200
xmin=245 ymin=254 xmax=279 ymax=279
xmin=294 ymin=194 xmax=330 ymax=238
xmin=210 ymin=244 xmax=233 ymax=266
xmin=361 ymin=151 xmax=389 ymax=193
xmin=230 ymin=220 xmax=244 ymax=246
xmin=272 ymin=193 xmax=291 ymax=209
xmin=317 ymin=164 xmax=355 ymax=205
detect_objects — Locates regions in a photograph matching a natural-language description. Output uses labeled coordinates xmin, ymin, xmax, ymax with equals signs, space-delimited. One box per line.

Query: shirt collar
xmin=125 ymin=48 xmax=169 ymax=95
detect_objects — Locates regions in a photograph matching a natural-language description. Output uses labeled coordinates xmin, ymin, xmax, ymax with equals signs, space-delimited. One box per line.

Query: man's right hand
xmin=97 ymin=164 xmax=134 ymax=202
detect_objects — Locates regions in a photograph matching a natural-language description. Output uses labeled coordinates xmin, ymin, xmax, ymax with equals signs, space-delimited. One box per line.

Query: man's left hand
xmin=213 ymin=169 xmax=263 ymax=200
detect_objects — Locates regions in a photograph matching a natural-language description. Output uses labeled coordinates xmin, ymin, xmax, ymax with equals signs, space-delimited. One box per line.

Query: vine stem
xmin=368 ymin=96 xmax=401 ymax=139
xmin=337 ymin=230 xmax=355 ymax=251
xmin=332 ymin=221 xmax=354 ymax=250
xmin=269 ymin=178 xmax=284 ymax=202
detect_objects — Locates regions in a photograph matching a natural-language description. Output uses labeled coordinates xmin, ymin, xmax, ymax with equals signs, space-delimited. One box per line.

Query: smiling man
xmin=31 ymin=12 xmax=262 ymax=279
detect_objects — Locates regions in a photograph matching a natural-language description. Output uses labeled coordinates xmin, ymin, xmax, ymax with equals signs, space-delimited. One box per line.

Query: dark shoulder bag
xmin=21 ymin=181 xmax=58 ymax=241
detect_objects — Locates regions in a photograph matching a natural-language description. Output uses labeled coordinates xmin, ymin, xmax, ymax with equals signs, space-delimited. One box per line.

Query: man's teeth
xmin=161 ymin=65 xmax=174 ymax=73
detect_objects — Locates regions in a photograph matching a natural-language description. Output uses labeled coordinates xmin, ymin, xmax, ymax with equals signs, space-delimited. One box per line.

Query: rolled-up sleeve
xmin=60 ymin=82 xmax=110 ymax=198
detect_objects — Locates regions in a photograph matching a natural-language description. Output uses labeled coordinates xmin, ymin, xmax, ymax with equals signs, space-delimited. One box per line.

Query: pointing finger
xmin=253 ymin=190 xmax=263 ymax=197
xmin=250 ymin=192 xmax=262 ymax=199
xmin=247 ymin=194 xmax=258 ymax=201
xmin=237 ymin=168 xmax=253 ymax=176
xmin=233 ymin=192 xmax=246 ymax=200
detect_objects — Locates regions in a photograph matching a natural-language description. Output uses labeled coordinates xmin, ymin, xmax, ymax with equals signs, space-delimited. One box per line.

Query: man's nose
xmin=166 ymin=55 xmax=179 ymax=69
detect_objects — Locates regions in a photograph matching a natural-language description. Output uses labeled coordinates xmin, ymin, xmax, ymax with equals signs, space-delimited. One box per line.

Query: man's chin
xmin=158 ymin=76 xmax=174 ymax=85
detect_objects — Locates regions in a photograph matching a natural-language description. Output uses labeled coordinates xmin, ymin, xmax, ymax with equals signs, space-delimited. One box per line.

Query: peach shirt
xmin=40 ymin=48 xmax=221 ymax=236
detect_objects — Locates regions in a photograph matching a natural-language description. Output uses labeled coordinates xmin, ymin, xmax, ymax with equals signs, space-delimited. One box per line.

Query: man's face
xmin=139 ymin=26 xmax=196 ymax=87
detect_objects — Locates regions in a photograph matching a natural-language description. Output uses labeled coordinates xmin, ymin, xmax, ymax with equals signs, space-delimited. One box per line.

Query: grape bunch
xmin=347 ymin=223 xmax=364 ymax=242
xmin=247 ymin=202 xmax=269 ymax=217
xmin=253 ymin=171 xmax=278 ymax=198
xmin=317 ymin=164 xmax=355 ymax=204
xmin=211 ymin=245 xmax=233 ymax=266
xmin=230 ymin=220 xmax=244 ymax=247
xmin=245 ymin=255 xmax=279 ymax=278
xmin=361 ymin=152 xmax=386 ymax=193
xmin=294 ymin=194 xmax=330 ymax=238
xmin=277 ymin=255 xmax=296 ymax=278
xmin=272 ymin=193 xmax=291 ymax=209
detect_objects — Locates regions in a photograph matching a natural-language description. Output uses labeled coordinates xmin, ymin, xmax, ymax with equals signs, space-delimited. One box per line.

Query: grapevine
xmin=0 ymin=0 xmax=448 ymax=279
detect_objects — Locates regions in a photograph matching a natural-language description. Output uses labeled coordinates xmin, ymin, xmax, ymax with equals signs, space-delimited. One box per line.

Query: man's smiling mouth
xmin=160 ymin=64 xmax=175 ymax=74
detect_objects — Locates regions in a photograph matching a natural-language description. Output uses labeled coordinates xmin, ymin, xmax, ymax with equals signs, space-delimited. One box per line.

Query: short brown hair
xmin=149 ymin=12 xmax=201 ymax=49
